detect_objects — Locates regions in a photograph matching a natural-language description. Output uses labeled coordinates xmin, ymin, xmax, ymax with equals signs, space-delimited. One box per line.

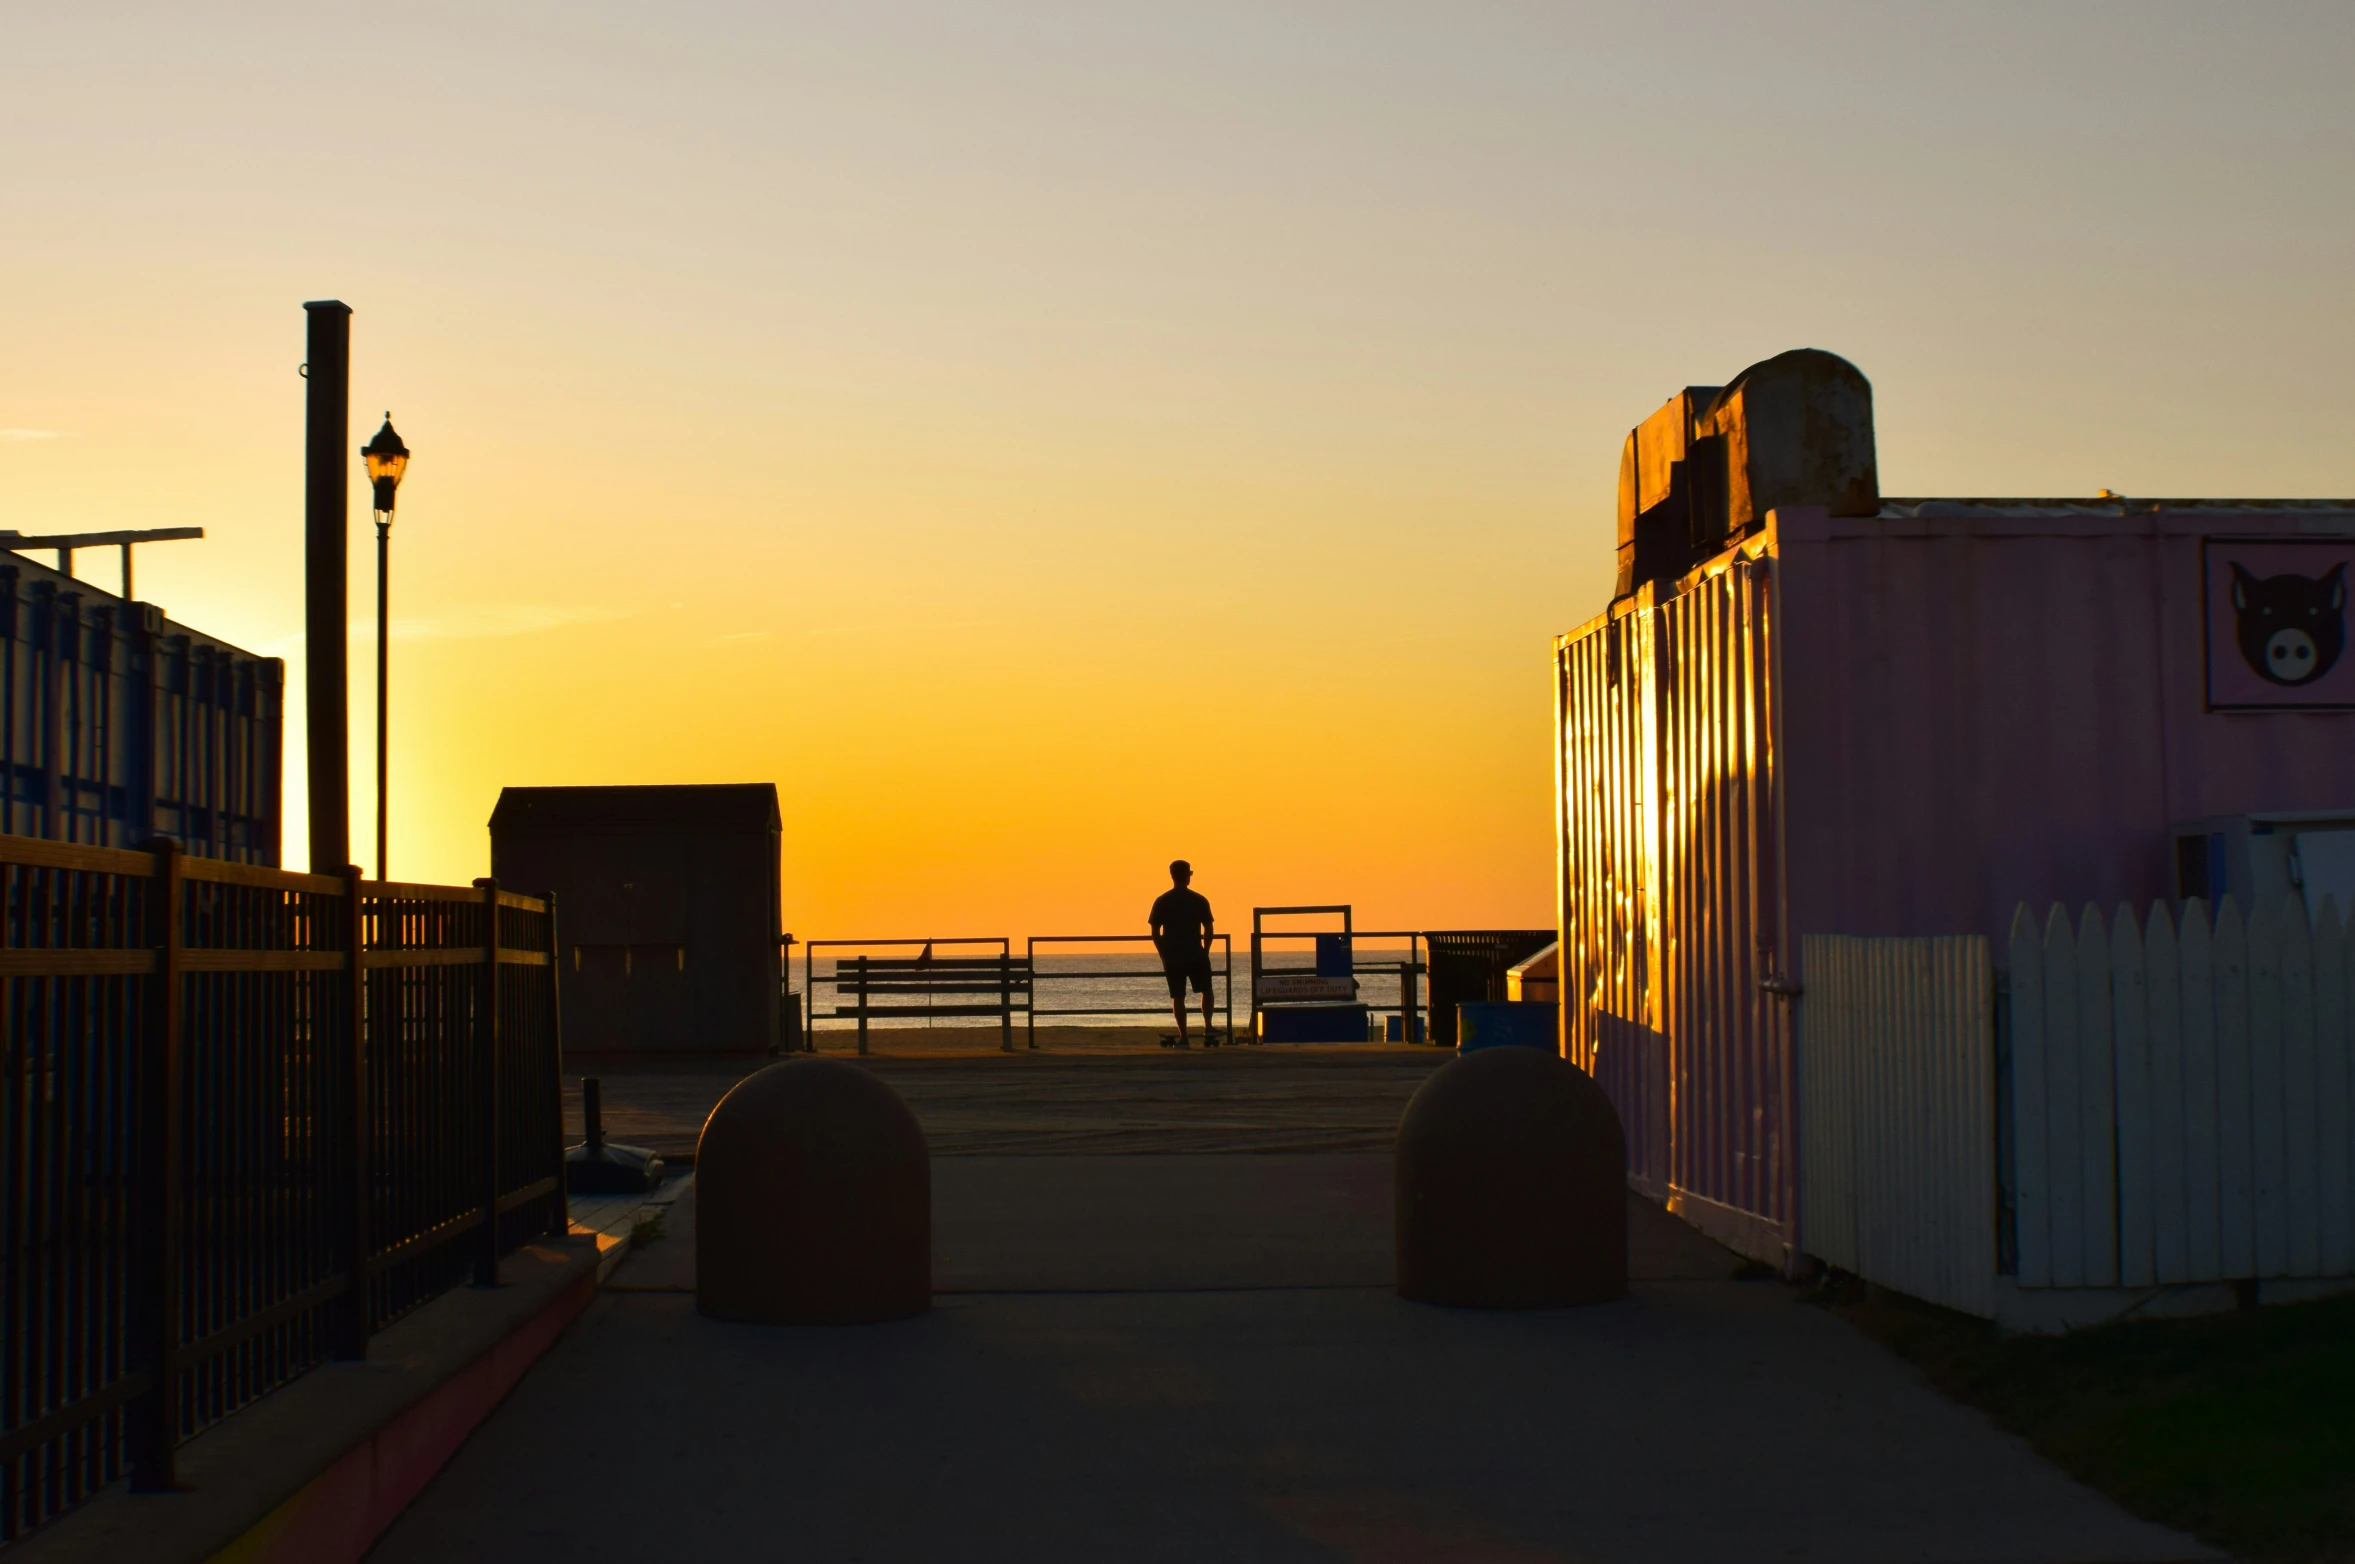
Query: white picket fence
xmin=1798 ymin=935 xmax=1996 ymax=1317
xmin=1795 ymin=897 xmax=2355 ymax=1322
xmin=2010 ymin=895 xmax=2355 ymax=1291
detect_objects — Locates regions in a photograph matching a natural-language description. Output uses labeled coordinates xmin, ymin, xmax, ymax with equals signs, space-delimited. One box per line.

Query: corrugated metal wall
xmin=1564 ymin=501 xmax=2355 ymax=1283
xmin=1556 ymin=588 xmax=1666 ymax=1191
xmin=1557 ymin=604 xmax=1648 ymax=1067
xmin=1773 ymin=505 xmax=2355 ymax=948
xmin=1798 ymin=933 xmax=1996 ymax=1317
xmin=0 ymin=563 xmax=282 ymax=863
xmin=1557 ymin=549 xmax=1795 ymax=1260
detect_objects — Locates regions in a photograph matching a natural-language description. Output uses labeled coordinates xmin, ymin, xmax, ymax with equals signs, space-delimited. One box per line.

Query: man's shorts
xmin=1162 ymin=950 xmax=1215 ymax=999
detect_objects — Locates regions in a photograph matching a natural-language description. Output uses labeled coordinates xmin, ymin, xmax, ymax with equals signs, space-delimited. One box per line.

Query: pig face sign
xmin=2205 ymin=539 xmax=2355 ymax=710
xmin=2231 ymin=562 xmax=2345 ymax=686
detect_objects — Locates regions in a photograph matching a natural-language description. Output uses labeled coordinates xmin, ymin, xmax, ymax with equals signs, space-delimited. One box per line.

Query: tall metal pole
xmin=304 ymin=300 xmax=353 ymax=874
xmin=375 ymin=514 xmax=389 ymax=880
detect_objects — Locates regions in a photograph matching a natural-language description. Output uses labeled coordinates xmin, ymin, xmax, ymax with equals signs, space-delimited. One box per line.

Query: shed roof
xmin=489 ymin=783 xmax=780 ymax=838
xmin=1879 ymin=497 xmax=2355 ymax=519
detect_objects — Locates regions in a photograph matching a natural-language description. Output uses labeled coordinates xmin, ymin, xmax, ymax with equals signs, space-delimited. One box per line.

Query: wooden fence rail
xmin=0 ymin=833 xmax=566 ymax=1543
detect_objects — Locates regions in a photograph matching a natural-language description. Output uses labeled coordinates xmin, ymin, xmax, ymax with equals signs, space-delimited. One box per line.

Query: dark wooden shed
xmin=490 ymin=784 xmax=781 ymax=1054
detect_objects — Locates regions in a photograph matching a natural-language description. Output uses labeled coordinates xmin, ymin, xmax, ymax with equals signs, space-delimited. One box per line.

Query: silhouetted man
xmin=1150 ymin=859 xmax=1217 ymax=1046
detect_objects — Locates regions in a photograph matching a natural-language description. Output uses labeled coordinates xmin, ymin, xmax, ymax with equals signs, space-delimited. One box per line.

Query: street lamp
xmin=361 ymin=414 xmax=409 ymax=880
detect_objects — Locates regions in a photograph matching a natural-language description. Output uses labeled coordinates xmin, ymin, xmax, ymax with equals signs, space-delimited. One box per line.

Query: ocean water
xmin=795 ymin=946 xmax=1423 ymax=1031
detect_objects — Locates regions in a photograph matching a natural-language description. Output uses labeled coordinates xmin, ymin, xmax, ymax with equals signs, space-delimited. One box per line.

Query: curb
xmin=209 ymin=1255 xmax=604 ymax=1564
xmin=10 ymin=1211 xmax=653 ymax=1564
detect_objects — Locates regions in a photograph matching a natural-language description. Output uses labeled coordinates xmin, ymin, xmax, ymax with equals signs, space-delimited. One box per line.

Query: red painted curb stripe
xmin=218 ymin=1262 xmax=602 ymax=1564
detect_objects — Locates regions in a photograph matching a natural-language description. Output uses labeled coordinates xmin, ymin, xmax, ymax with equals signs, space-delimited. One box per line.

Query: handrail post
xmin=544 ymin=891 xmax=569 ymax=1237
xmin=1403 ymin=936 xmax=1422 ymax=1044
xmin=1249 ymin=927 xmax=1263 ymax=1046
xmin=999 ymin=949 xmax=1012 ymax=1053
xmin=473 ymin=878 xmax=502 ymax=1287
xmin=1025 ymin=938 xmax=1037 ymax=1050
xmin=129 ymin=837 xmax=184 ymax=1491
xmin=335 ymin=864 xmax=371 ymax=1356
xmin=854 ymin=955 xmax=869 ymax=1056
xmin=1222 ymin=934 xmax=1233 ymax=1043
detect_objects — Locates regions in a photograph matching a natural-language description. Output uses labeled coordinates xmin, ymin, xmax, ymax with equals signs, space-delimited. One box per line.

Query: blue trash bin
xmin=1455 ymin=1001 xmax=1556 ymax=1053
xmin=1314 ymin=934 xmax=1354 ymax=978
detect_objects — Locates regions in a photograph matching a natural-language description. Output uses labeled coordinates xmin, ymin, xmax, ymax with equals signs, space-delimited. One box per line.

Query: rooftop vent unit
xmin=1614 ymin=348 xmax=1878 ymax=600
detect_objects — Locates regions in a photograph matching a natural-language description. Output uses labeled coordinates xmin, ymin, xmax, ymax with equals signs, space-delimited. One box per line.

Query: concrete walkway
xmin=368 ymin=1153 xmax=2214 ymax=1563
xmin=562 ymin=1035 xmax=1447 ymax=1156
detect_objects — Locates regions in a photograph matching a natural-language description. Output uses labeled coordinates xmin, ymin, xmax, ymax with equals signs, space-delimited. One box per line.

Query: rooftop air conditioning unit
xmin=2172 ymin=811 xmax=2355 ymax=923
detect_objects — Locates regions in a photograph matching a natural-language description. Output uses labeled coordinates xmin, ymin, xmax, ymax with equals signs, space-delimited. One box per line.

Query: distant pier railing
xmin=1025 ymin=934 xmax=1236 ymax=1046
xmin=802 ymin=938 xmax=1026 ymax=1055
xmin=799 ymin=929 xmax=1462 ymax=1048
xmin=0 ymin=835 xmax=565 ymax=1542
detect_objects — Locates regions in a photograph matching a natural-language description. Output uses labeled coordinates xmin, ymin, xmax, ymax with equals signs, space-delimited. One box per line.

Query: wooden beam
xmin=0 ymin=527 xmax=204 ymax=550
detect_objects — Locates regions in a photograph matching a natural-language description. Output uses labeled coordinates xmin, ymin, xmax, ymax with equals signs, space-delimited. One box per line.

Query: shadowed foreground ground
xmin=370 ymin=1141 xmax=2214 ymax=1563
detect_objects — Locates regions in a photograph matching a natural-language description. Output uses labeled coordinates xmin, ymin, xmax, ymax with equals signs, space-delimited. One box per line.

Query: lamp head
xmin=362 ymin=414 xmax=409 ymax=513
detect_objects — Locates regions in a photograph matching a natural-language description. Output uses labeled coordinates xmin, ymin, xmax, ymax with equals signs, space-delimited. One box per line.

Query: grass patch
xmin=1812 ymin=1278 xmax=2355 ymax=1563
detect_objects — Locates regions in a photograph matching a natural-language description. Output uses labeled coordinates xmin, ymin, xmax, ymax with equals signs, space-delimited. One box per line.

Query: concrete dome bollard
xmin=1395 ymin=1044 xmax=1627 ymax=1307
xmin=696 ymin=1058 xmax=931 ymax=1324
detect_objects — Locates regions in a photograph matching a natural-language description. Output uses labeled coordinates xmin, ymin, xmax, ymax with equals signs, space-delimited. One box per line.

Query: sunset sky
xmin=5 ymin=3 xmax=2352 ymax=936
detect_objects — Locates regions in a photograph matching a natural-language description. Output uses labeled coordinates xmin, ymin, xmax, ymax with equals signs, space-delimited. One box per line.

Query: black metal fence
xmin=0 ymin=833 xmax=564 ymax=1543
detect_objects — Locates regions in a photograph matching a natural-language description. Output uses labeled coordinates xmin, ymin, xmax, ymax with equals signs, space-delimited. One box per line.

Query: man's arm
xmin=1200 ymin=898 xmax=1215 ymax=954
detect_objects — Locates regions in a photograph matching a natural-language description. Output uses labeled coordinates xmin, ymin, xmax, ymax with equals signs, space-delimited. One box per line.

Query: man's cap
xmin=1170 ymin=859 xmax=1191 ymax=875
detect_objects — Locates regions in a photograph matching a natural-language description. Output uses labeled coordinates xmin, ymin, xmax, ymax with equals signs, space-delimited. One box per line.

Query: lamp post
xmin=361 ymin=415 xmax=408 ymax=880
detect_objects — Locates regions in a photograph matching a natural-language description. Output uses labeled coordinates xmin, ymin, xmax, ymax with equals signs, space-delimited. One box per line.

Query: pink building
xmin=1554 ymin=350 xmax=2355 ymax=1266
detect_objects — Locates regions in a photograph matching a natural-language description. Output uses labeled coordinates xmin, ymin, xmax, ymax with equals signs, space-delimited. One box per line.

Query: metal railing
xmin=801 ymin=938 xmax=1026 ymax=1056
xmin=794 ymin=924 xmax=1488 ymax=1050
xmin=0 ymin=834 xmax=565 ymax=1542
xmin=1024 ymin=935 xmax=1235 ymax=1047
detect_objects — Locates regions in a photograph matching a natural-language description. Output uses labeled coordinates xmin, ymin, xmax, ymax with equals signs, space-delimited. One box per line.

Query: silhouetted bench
xmin=828 ymin=954 xmax=1032 ymax=1054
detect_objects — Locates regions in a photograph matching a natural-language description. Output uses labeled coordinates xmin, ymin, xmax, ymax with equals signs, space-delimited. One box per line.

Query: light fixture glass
xmin=362 ymin=414 xmax=409 ymax=512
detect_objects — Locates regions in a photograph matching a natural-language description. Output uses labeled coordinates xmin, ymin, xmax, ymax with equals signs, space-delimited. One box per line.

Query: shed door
xmin=1649 ymin=555 xmax=1792 ymax=1257
xmin=571 ymin=942 xmax=691 ymax=1049
xmin=628 ymin=943 xmax=691 ymax=1048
